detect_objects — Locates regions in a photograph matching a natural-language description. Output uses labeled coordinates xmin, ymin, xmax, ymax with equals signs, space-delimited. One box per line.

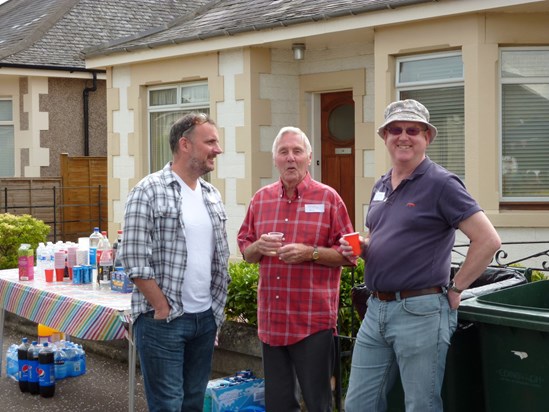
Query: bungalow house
xmin=0 ymin=0 xmax=209 ymax=238
xmin=83 ymin=0 xmax=549 ymax=260
xmin=3 ymin=0 xmax=548 ymax=260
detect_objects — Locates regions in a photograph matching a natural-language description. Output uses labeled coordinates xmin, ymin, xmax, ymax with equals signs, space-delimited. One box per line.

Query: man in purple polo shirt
xmin=343 ymin=99 xmax=501 ymax=412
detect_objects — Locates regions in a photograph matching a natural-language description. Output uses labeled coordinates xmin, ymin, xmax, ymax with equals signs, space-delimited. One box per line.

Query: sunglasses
xmin=385 ymin=126 xmax=427 ymax=136
xmin=180 ymin=113 xmax=209 ymax=138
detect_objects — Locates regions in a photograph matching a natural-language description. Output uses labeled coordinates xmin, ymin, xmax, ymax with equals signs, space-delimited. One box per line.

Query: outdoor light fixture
xmin=292 ymin=43 xmax=306 ymax=60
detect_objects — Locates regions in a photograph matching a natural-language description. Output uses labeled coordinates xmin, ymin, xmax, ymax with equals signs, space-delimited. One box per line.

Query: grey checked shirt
xmin=119 ymin=162 xmax=230 ymax=327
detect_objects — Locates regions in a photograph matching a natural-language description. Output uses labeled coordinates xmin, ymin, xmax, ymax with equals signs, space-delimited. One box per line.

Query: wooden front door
xmin=321 ymin=91 xmax=355 ymax=225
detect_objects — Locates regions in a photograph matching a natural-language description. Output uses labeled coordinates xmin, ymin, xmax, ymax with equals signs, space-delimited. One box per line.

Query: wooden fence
xmin=0 ymin=154 xmax=107 ymax=242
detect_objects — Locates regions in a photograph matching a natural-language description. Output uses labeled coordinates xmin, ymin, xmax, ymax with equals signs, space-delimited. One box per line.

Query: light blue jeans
xmin=134 ymin=308 xmax=217 ymax=412
xmin=345 ymin=293 xmax=457 ymax=412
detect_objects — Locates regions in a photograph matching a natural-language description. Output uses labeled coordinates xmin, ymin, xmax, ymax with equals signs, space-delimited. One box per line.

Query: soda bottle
xmin=96 ymin=231 xmax=109 ymax=271
xmin=38 ymin=342 xmax=55 ymax=398
xmin=27 ymin=341 xmax=41 ymax=395
xmin=17 ymin=337 xmax=31 ymax=392
xmin=88 ymin=227 xmax=103 ymax=266
xmin=113 ymin=229 xmax=123 ymax=268
xmin=97 ymin=239 xmax=113 ymax=286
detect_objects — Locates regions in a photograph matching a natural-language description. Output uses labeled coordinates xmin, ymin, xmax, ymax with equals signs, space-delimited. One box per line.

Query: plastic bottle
xmin=96 ymin=231 xmax=109 ymax=270
xmin=17 ymin=337 xmax=31 ymax=392
xmin=53 ymin=344 xmax=67 ymax=380
xmin=27 ymin=341 xmax=41 ymax=395
xmin=113 ymin=229 xmax=123 ymax=268
xmin=46 ymin=241 xmax=55 ymax=269
xmin=35 ymin=242 xmax=48 ymax=275
xmin=7 ymin=343 xmax=19 ymax=381
xmin=38 ymin=342 xmax=55 ymax=398
xmin=88 ymin=227 xmax=103 ymax=266
xmin=76 ymin=344 xmax=87 ymax=376
xmin=97 ymin=236 xmax=113 ymax=286
xmin=64 ymin=342 xmax=81 ymax=377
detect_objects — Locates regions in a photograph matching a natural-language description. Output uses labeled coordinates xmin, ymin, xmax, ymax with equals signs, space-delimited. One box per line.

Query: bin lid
xmin=458 ymin=281 xmax=549 ymax=332
xmin=477 ymin=280 xmax=549 ymax=311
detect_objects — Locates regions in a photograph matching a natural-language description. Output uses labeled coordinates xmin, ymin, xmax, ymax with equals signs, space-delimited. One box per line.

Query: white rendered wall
xmin=112 ymin=66 xmax=135 ymax=225
xmin=216 ymin=50 xmax=246 ymax=256
xmin=20 ymin=77 xmax=49 ymax=177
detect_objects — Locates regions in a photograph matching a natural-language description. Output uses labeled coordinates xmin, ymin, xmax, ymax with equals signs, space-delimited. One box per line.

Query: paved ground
xmin=0 ymin=322 xmax=149 ymax=412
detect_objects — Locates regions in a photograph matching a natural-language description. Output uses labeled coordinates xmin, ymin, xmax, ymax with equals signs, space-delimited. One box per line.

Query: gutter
xmin=83 ymin=72 xmax=98 ymax=157
xmin=0 ymin=62 xmax=105 ymax=74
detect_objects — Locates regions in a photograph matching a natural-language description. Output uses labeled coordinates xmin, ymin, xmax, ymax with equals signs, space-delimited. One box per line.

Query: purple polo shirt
xmin=364 ymin=157 xmax=482 ymax=292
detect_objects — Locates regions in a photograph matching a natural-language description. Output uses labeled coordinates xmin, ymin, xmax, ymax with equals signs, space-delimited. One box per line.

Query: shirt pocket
xmin=216 ymin=209 xmax=227 ymax=230
xmin=154 ymin=205 xmax=180 ymax=242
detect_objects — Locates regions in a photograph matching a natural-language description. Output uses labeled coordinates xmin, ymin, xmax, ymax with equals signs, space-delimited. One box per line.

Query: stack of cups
xmin=76 ymin=248 xmax=88 ymax=267
xmin=67 ymin=245 xmax=78 ymax=280
xmin=53 ymin=251 xmax=66 ymax=282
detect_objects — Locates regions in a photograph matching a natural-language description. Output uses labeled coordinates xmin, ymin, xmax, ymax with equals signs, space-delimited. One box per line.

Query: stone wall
xmin=212 ymin=320 xmax=263 ymax=378
xmin=4 ymin=313 xmax=262 ymax=377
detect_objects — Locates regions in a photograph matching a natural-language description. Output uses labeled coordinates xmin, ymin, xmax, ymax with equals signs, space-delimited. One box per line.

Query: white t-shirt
xmin=176 ymin=177 xmax=214 ymax=313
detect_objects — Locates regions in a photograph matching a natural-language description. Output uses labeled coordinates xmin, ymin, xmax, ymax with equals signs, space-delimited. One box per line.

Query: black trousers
xmin=262 ymin=329 xmax=335 ymax=412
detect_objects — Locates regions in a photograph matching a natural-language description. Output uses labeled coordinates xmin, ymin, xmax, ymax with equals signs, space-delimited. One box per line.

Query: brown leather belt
xmin=372 ymin=286 xmax=443 ymax=302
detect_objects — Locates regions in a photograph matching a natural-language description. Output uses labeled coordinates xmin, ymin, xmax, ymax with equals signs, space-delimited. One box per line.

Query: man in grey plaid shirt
xmin=119 ymin=112 xmax=230 ymax=412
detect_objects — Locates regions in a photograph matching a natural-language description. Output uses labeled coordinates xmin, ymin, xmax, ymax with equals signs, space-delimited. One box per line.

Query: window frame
xmin=395 ymin=51 xmax=465 ymax=179
xmin=147 ymin=81 xmax=210 ymax=173
xmin=499 ymin=46 xmax=549 ymax=204
xmin=0 ymin=98 xmax=15 ymax=177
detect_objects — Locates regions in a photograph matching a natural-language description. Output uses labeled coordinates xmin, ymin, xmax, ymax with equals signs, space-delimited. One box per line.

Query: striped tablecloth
xmin=0 ymin=268 xmax=131 ymax=340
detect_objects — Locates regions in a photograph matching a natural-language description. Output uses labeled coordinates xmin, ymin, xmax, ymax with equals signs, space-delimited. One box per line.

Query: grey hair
xmin=271 ymin=126 xmax=312 ymax=159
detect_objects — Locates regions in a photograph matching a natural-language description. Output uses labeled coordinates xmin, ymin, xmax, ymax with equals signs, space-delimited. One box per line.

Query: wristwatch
xmin=312 ymin=246 xmax=320 ymax=261
xmin=448 ymin=280 xmax=464 ymax=294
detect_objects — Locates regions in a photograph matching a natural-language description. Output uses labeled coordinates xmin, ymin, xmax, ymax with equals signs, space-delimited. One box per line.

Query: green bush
xmin=225 ymin=260 xmax=260 ymax=325
xmin=0 ymin=213 xmax=50 ymax=270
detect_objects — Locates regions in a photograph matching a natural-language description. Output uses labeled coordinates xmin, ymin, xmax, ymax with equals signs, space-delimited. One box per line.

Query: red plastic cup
xmin=55 ymin=268 xmax=64 ymax=282
xmin=343 ymin=232 xmax=361 ymax=255
xmin=44 ymin=268 xmax=54 ymax=283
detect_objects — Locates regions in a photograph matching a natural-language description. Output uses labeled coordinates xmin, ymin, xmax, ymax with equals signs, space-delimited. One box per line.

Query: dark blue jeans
xmin=134 ymin=308 xmax=217 ymax=412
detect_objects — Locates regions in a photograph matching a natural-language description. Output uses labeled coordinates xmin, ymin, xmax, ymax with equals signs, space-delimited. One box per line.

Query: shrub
xmin=0 ymin=213 xmax=50 ymax=270
xmin=225 ymin=260 xmax=260 ymax=325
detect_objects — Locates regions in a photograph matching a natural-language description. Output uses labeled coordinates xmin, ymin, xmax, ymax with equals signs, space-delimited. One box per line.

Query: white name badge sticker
xmin=373 ymin=191 xmax=386 ymax=202
xmin=305 ymin=204 xmax=325 ymax=213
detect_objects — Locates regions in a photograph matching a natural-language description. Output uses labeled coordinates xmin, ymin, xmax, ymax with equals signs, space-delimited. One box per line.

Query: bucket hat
xmin=377 ymin=99 xmax=438 ymax=143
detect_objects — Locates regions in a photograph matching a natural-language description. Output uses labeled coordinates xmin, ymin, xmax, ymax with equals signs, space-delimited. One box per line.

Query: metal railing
xmin=1 ymin=185 xmax=105 ymax=242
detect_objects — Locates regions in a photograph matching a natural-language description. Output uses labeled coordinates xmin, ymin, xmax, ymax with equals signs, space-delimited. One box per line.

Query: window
xmin=396 ymin=52 xmax=465 ymax=178
xmin=0 ymin=99 xmax=14 ymax=177
xmin=148 ymin=82 xmax=209 ymax=172
xmin=500 ymin=48 xmax=549 ymax=202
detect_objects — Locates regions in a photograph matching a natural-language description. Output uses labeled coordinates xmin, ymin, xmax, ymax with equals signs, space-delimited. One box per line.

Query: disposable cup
xmin=55 ymin=268 xmax=64 ymax=282
xmin=44 ymin=268 xmax=54 ymax=282
xmin=267 ymin=232 xmax=284 ymax=255
xmin=343 ymin=232 xmax=361 ymax=255
xmin=268 ymin=232 xmax=284 ymax=240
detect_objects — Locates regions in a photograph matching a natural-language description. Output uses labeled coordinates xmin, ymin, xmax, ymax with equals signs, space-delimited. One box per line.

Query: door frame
xmin=299 ymin=68 xmax=367 ymax=230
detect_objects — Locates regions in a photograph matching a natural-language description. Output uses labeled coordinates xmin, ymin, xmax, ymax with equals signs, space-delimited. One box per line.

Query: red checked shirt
xmin=237 ymin=173 xmax=354 ymax=346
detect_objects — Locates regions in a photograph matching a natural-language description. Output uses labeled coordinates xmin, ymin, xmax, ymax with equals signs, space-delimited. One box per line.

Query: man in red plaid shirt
xmin=237 ymin=126 xmax=355 ymax=412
